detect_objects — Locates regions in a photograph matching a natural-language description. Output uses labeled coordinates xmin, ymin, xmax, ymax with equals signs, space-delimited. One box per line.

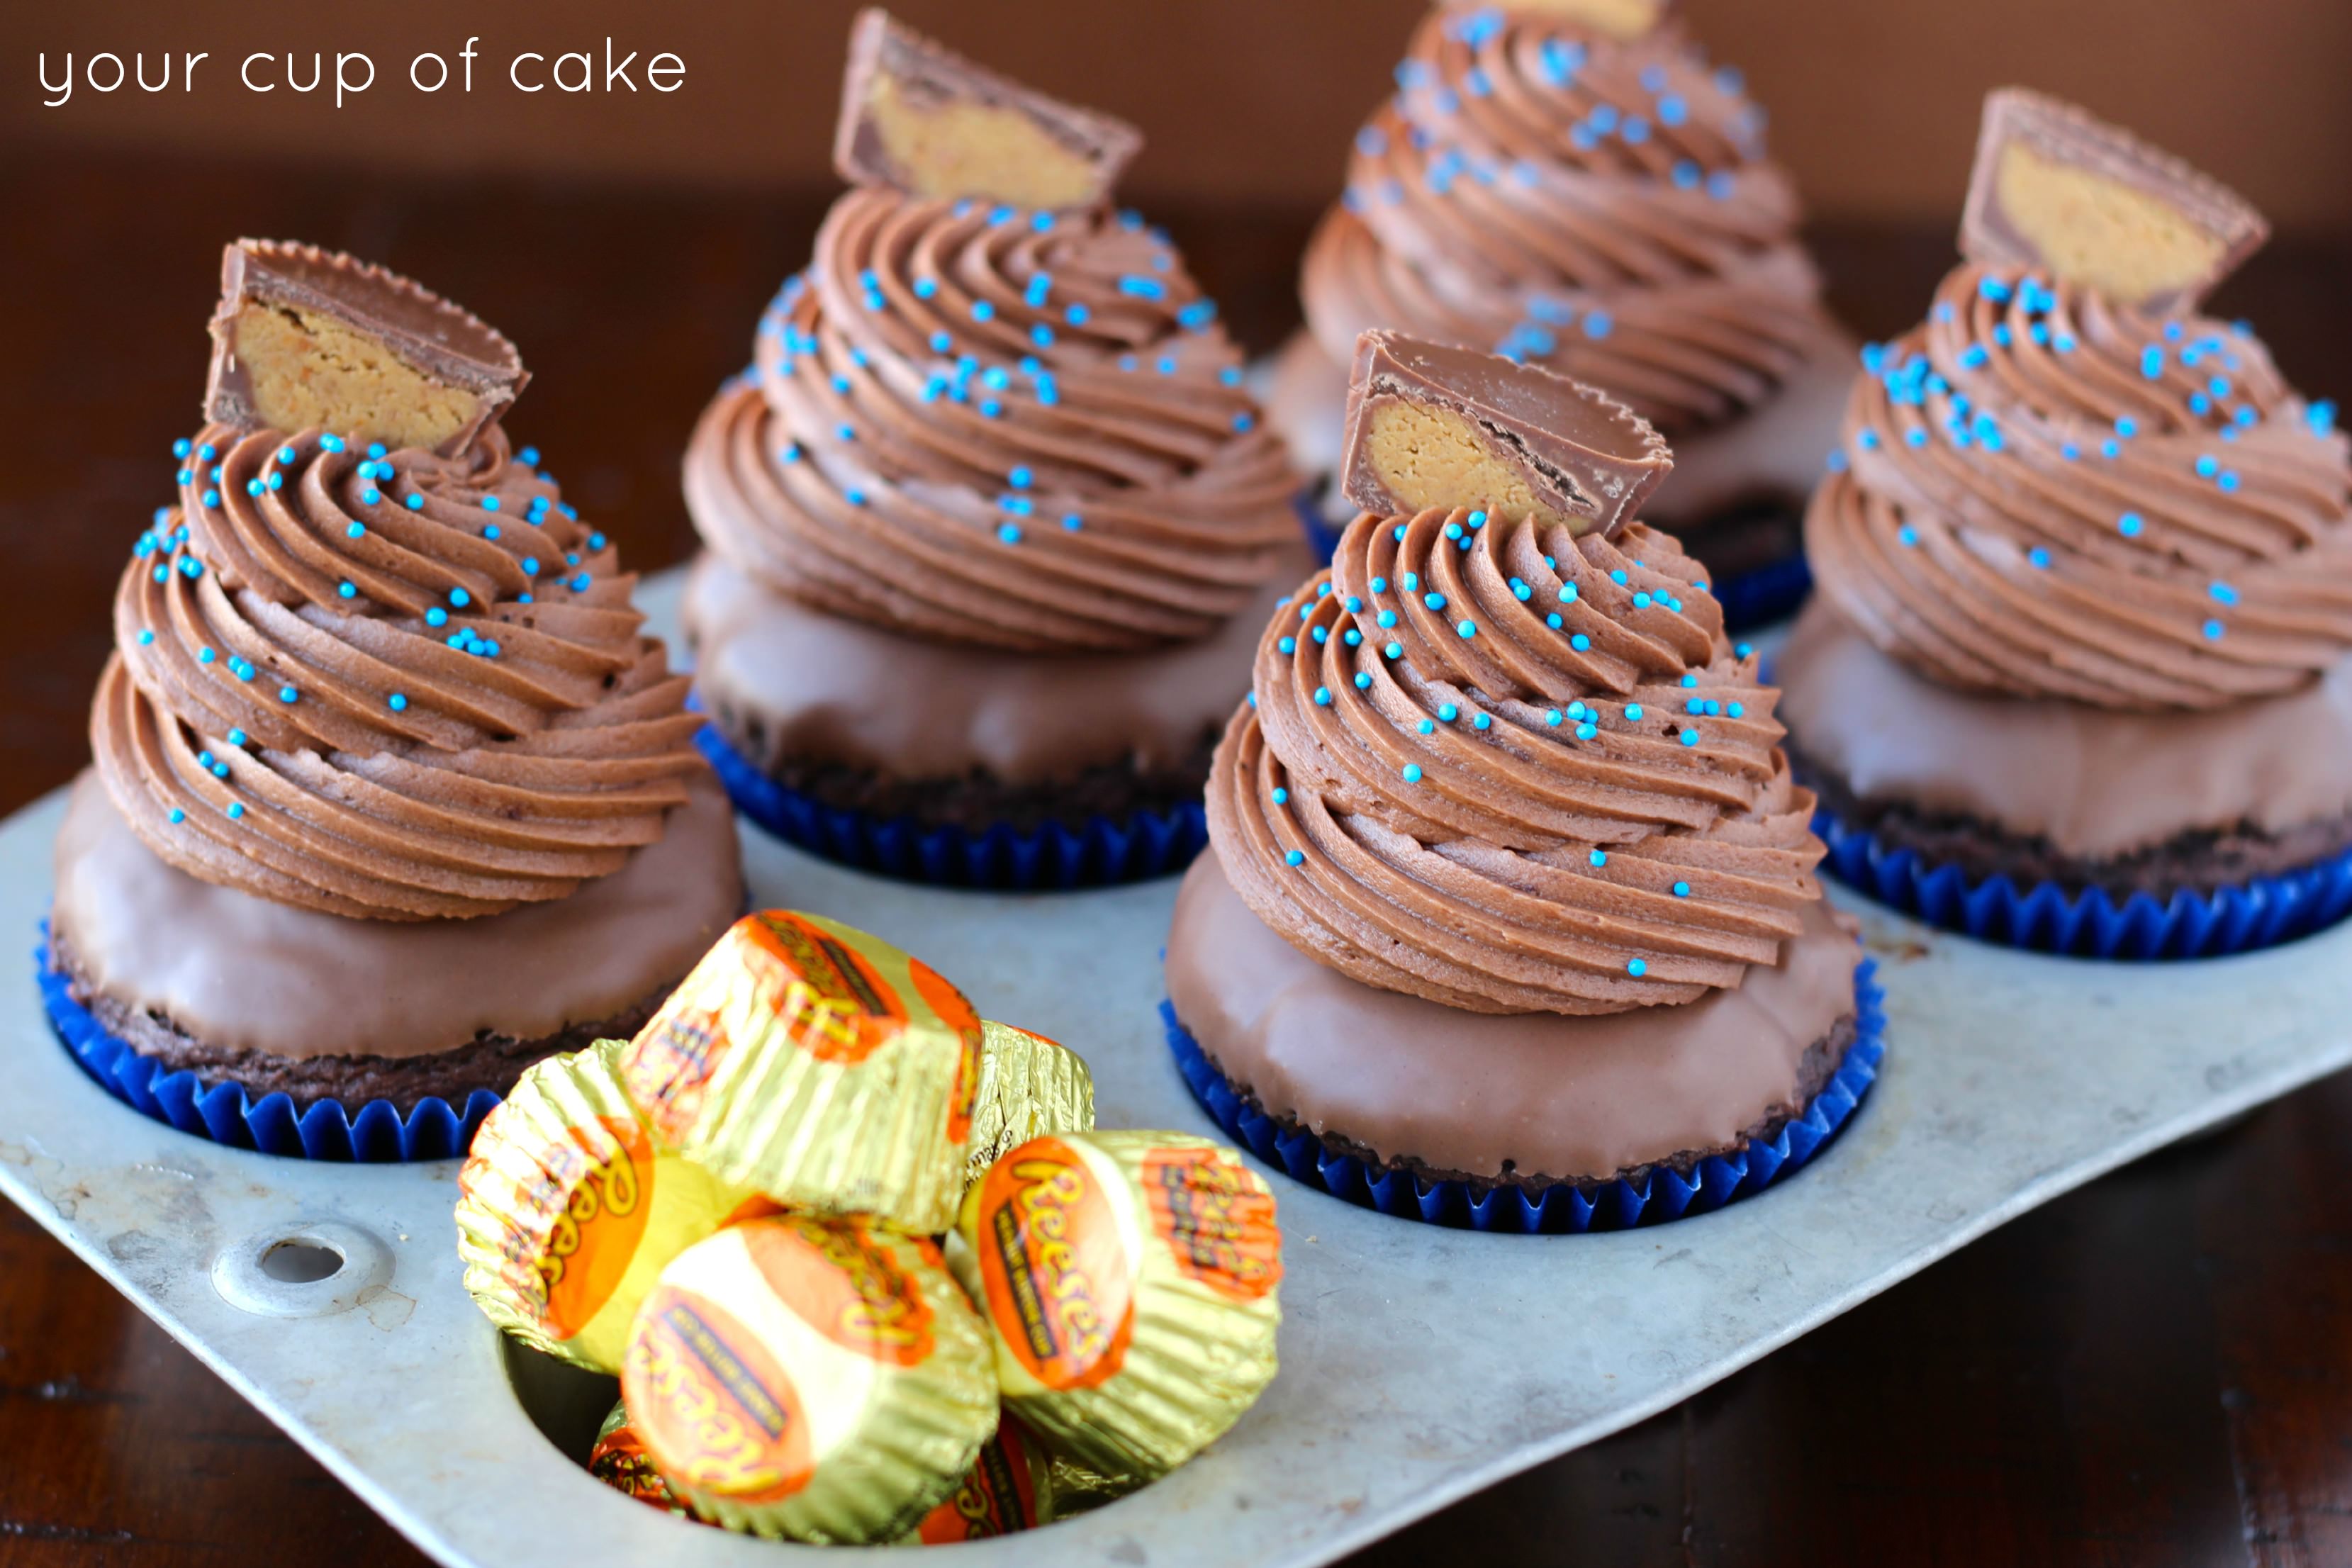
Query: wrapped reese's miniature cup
xmin=622 ymin=1212 xmax=998 ymax=1542
xmin=620 ymin=911 xmax=985 ymax=1236
xmin=964 ymin=1021 xmax=1096 ymax=1184
xmin=455 ymin=1038 xmax=776 ymax=1373
xmin=956 ymin=1130 xmax=1283 ymax=1482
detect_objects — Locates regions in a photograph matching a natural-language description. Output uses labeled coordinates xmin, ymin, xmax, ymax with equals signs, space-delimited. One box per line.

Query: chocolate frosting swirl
xmin=685 ymin=189 xmax=1300 ymax=654
xmin=1299 ymin=6 xmax=1832 ymax=435
xmin=94 ymin=422 xmax=705 ymax=921
xmin=1808 ymin=262 xmax=2352 ymax=712
xmin=1205 ymin=508 xmax=1824 ymax=1016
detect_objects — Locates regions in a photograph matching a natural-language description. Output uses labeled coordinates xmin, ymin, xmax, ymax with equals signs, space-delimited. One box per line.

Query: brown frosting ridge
xmin=1299 ymin=7 xmax=1832 ymax=437
xmin=96 ymin=421 xmax=706 ymax=921
xmin=1204 ymin=508 xmax=1824 ymax=1017
xmin=1808 ymin=261 xmax=2352 ymax=712
xmin=683 ymin=189 xmax=1300 ymax=655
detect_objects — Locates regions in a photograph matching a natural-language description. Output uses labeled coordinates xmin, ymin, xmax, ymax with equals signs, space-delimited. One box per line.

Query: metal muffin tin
xmin=4 ymin=573 xmax=2348 ymax=1567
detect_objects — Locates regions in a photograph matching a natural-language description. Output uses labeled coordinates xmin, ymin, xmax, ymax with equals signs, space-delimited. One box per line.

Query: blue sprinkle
xmin=1674 ymin=881 xmax=1691 ymax=897
xmin=1456 ymin=619 xmax=1477 ymax=639
xmin=338 ymin=581 xmax=357 ymax=599
xmin=1285 ymin=849 xmax=1305 ymax=867
xmin=1628 ymin=958 xmax=1647 ymax=978
xmin=1474 ymin=713 xmax=1492 ymax=732
xmin=1118 ymin=276 xmax=1167 ymax=300
xmin=1439 ymin=704 xmax=1459 ymax=721
xmin=1314 ymin=686 xmax=1332 ymax=706
xmin=2141 ymin=346 xmax=2165 ymax=379
xmin=2029 ymin=548 xmax=2052 ymax=570
xmin=2205 ymin=619 xmax=2227 ymax=640
xmin=227 ymin=802 xmax=245 ymax=821
xmin=1272 ymin=787 xmax=1288 ymax=805
xmin=198 ymin=646 xmax=215 ymax=664
xmin=1625 ymin=704 xmax=1645 ymax=721
xmin=1680 ymin=729 xmax=1698 ymax=746
xmin=1589 ymin=848 xmax=1607 ymax=867
xmin=137 ymin=628 xmax=154 ymax=645
xmin=168 ymin=807 xmax=186 ymax=824
xmin=279 ymin=685 xmax=298 ymax=704
xmin=2119 ymin=512 xmax=2145 ymax=537
xmin=427 ymin=607 xmax=448 ymax=627
xmin=1571 ymin=634 xmax=1592 ymax=652
xmin=1384 ymin=642 xmax=1402 ymax=659
xmin=1401 ymin=762 xmax=1422 ymax=783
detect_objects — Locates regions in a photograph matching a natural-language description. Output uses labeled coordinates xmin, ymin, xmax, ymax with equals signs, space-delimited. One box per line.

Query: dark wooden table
xmin=3 ymin=147 xmax=2348 ymax=1567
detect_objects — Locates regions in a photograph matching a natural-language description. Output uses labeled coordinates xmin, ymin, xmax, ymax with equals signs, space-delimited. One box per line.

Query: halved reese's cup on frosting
xmin=956 ymin=1129 xmax=1283 ymax=1483
xmin=619 ymin=910 xmax=986 ymax=1235
xmin=455 ymin=1038 xmax=778 ymax=1374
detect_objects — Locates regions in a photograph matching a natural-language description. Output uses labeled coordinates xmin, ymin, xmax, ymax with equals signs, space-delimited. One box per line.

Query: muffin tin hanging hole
xmin=211 ymin=1219 xmax=393 ymax=1318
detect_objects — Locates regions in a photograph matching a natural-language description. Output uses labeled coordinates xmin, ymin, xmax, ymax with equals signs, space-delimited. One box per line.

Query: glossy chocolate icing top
xmin=52 ymin=767 xmax=742 ymax=1061
xmin=1166 ymin=848 xmax=1857 ymax=1180
xmin=684 ymin=190 xmax=1299 ymax=655
xmin=684 ymin=547 xmax=1301 ymax=783
xmin=1779 ymin=600 xmax=2352 ymax=857
xmin=1300 ymin=6 xmax=1833 ymax=437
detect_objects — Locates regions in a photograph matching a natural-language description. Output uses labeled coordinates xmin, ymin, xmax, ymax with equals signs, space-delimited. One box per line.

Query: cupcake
xmin=43 ymin=239 xmax=742 ymax=1154
xmin=1781 ymin=90 xmax=2352 ymax=958
xmin=1267 ymin=0 xmax=1853 ymax=623
xmin=684 ymin=9 xmax=1305 ymax=888
xmin=1167 ymin=331 xmax=1878 ymax=1231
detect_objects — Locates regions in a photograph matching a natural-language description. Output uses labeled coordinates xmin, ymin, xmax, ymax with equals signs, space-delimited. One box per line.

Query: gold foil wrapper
xmin=587 ymin=1401 xmax=702 ymax=1519
xmin=454 ymin=1038 xmax=778 ymax=1373
xmin=620 ymin=911 xmax=985 ymax=1236
xmin=965 ymin=1021 xmax=1096 ymax=1184
xmin=957 ymin=1130 xmax=1283 ymax=1482
xmin=621 ymin=1213 xmax=999 ymax=1543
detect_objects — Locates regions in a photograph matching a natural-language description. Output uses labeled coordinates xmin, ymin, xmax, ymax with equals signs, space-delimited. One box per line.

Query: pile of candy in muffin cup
xmin=454 ymin=909 xmax=1284 ymax=1545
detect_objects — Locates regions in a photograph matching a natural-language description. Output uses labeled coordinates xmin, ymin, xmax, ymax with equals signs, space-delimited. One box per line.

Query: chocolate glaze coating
xmin=683 ymin=547 xmax=1299 ymax=790
xmin=50 ymin=766 xmax=741 ymax=1068
xmin=1778 ymin=600 xmax=2352 ymax=870
xmin=1165 ymin=849 xmax=1858 ymax=1184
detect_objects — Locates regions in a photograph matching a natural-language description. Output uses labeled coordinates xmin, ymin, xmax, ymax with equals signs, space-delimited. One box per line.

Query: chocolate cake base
xmin=1796 ymin=746 xmax=2352 ymax=899
xmin=47 ymin=928 xmax=673 ymax=1109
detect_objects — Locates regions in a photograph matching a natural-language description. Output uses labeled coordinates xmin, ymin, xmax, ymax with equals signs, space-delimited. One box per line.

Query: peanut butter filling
xmin=866 ymin=72 xmax=1102 ymax=210
xmin=229 ymin=301 xmax=482 ymax=454
xmin=1993 ymin=142 xmax=2225 ymax=308
xmin=1362 ymin=401 xmax=1596 ymax=536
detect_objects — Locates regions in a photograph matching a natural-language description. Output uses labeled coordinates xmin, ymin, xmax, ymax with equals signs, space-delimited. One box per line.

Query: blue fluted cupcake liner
xmin=1814 ymin=807 xmax=2352 ymax=961
xmin=1292 ymin=489 xmax=1812 ymax=633
xmin=35 ymin=924 xmax=499 ymax=1161
xmin=1164 ymin=960 xmax=1883 ymax=1233
xmin=697 ymin=722 xmax=1206 ymax=891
